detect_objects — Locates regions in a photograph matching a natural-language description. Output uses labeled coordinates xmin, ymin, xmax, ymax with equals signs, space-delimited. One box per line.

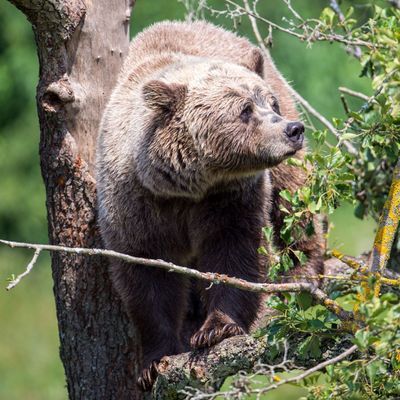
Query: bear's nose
xmin=285 ymin=122 xmax=304 ymax=143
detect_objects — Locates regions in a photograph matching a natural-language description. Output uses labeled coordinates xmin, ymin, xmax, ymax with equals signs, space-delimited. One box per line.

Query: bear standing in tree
xmin=96 ymin=21 xmax=324 ymax=391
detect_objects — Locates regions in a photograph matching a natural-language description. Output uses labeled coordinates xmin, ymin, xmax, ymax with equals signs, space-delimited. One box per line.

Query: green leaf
xmin=354 ymin=329 xmax=370 ymax=349
xmin=308 ymin=201 xmax=317 ymax=213
xmin=340 ymin=132 xmax=359 ymax=141
xmin=296 ymin=291 xmax=313 ymax=310
xmin=366 ymin=361 xmax=379 ymax=386
xmin=298 ymin=336 xmax=321 ymax=359
xmin=279 ymin=189 xmax=292 ymax=202
xmin=309 ymin=319 xmax=326 ymax=331
xmin=262 ymin=226 xmax=274 ymax=242
xmin=298 ymin=336 xmax=312 ymax=359
xmin=345 ymin=6 xmax=354 ymax=19
xmin=381 ymin=292 xmax=398 ymax=303
xmin=309 ymin=336 xmax=322 ymax=358
xmin=293 ymin=250 xmax=308 ymax=265
xmin=287 ymin=157 xmax=304 ymax=167
xmin=281 ymin=253 xmax=294 ymax=272
xmin=320 ymin=7 xmax=336 ymax=25
xmin=349 ymin=111 xmax=364 ymax=122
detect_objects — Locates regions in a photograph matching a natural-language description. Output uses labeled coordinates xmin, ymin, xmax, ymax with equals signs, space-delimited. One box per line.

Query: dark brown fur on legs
xmin=189 ymin=180 xmax=265 ymax=348
xmin=110 ymin=260 xmax=189 ymax=391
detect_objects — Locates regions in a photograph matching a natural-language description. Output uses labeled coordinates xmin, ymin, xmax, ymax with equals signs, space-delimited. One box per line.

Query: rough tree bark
xmin=6 ymin=0 xmax=140 ymax=399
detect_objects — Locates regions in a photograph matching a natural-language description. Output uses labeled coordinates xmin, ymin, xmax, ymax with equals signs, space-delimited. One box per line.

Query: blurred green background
xmin=0 ymin=1 xmax=378 ymax=399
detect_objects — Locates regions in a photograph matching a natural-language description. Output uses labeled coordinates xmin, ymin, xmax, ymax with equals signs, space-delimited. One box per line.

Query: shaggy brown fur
xmin=96 ymin=21 xmax=324 ymax=391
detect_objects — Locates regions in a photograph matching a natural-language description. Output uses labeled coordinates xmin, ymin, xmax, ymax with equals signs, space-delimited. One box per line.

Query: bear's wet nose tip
xmin=285 ymin=121 xmax=304 ymax=144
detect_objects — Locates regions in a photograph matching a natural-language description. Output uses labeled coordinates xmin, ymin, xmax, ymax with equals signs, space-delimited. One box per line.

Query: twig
xmin=243 ymin=0 xmax=267 ymax=51
xmin=0 ymin=239 xmax=353 ymax=321
xmin=339 ymin=86 xmax=370 ymax=102
xmin=340 ymin=94 xmax=351 ymax=115
xmin=6 ymin=249 xmax=41 ymax=290
xmin=287 ymin=273 xmax=400 ymax=288
xmin=255 ymin=344 xmax=358 ymax=395
xmin=282 ymin=0 xmax=303 ymax=22
xmin=370 ymin=159 xmax=400 ymax=273
xmin=331 ymin=250 xmax=400 ymax=289
xmin=332 ymin=249 xmax=367 ymax=271
xmin=241 ymin=0 xmax=358 ymax=156
xmin=224 ymin=0 xmax=377 ymax=47
xmin=329 ymin=0 xmax=362 ymax=58
xmin=329 ymin=0 xmax=345 ymax=21
xmin=178 ymin=0 xmax=207 ymax=21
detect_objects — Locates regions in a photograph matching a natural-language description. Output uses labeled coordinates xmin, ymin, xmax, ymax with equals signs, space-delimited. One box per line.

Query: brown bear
xmin=96 ymin=20 xmax=324 ymax=391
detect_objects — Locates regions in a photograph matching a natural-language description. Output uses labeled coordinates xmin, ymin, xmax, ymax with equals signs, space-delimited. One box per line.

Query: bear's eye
xmin=270 ymin=96 xmax=281 ymax=115
xmin=240 ymin=104 xmax=253 ymax=123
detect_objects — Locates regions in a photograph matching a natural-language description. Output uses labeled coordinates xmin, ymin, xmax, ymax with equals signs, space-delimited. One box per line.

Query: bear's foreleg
xmin=190 ymin=194 xmax=263 ymax=349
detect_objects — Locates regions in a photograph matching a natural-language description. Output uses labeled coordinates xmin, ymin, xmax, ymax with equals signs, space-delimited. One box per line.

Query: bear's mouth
xmin=284 ymin=135 xmax=303 ymax=156
xmin=285 ymin=149 xmax=298 ymax=157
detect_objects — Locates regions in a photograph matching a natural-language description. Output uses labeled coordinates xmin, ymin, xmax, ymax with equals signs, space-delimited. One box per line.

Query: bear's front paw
xmin=137 ymin=360 xmax=159 ymax=392
xmin=190 ymin=323 xmax=245 ymax=349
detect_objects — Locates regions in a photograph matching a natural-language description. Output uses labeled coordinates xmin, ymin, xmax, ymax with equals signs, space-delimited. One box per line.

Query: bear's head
xmin=140 ymin=56 xmax=304 ymax=197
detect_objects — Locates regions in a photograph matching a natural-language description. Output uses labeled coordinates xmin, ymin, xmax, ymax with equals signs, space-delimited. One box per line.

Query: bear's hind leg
xmin=110 ymin=260 xmax=189 ymax=391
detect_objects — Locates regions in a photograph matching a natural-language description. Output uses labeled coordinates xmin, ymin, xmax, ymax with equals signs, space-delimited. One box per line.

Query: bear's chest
xmin=142 ymin=196 xmax=196 ymax=263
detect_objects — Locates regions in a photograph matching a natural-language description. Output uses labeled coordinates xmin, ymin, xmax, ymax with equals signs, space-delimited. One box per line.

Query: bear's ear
xmin=143 ymin=80 xmax=186 ymax=113
xmin=241 ymin=48 xmax=264 ymax=78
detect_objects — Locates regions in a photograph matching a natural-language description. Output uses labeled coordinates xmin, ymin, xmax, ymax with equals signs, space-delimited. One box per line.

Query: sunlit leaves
xmin=258 ymin=4 xmax=400 ymax=400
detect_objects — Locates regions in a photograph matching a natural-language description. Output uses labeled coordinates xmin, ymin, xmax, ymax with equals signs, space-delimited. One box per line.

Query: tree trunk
xmin=6 ymin=1 xmax=140 ymax=399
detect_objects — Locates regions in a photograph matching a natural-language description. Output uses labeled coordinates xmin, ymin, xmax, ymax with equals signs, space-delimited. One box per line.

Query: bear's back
xmin=122 ymin=21 xmax=254 ymax=74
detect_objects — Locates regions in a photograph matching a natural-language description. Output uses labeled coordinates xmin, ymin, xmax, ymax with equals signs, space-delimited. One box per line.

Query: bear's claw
xmin=137 ymin=360 xmax=159 ymax=392
xmin=190 ymin=323 xmax=245 ymax=349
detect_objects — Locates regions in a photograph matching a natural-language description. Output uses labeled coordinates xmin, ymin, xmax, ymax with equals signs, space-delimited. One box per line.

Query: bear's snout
xmin=284 ymin=121 xmax=304 ymax=147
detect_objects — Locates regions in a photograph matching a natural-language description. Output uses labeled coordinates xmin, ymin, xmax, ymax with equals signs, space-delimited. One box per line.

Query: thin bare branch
xmin=255 ymin=344 xmax=358 ymax=395
xmin=6 ymin=249 xmax=41 ymax=290
xmin=332 ymin=249 xmax=367 ymax=271
xmin=329 ymin=0 xmax=345 ymax=21
xmin=0 ymin=239 xmax=353 ymax=321
xmin=329 ymin=0 xmax=361 ymax=59
xmin=339 ymin=87 xmax=370 ymax=102
xmin=282 ymin=0 xmax=303 ymax=22
xmin=243 ymin=0 xmax=268 ymax=51
xmin=288 ymin=273 xmax=400 ymax=288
